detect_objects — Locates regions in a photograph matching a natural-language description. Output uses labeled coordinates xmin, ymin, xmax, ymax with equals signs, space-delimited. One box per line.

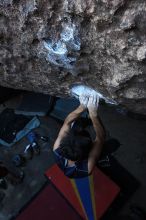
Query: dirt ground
xmin=0 ymin=96 xmax=146 ymax=220
xmin=99 ymin=105 xmax=146 ymax=216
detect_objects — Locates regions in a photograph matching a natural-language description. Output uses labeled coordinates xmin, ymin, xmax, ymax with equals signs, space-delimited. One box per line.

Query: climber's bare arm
xmin=53 ymin=105 xmax=86 ymax=150
xmin=87 ymin=96 xmax=105 ymax=174
xmin=88 ymin=111 xmax=105 ymax=174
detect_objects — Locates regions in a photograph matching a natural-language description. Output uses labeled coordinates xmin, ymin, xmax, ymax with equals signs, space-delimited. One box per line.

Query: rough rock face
xmin=0 ymin=0 xmax=146 ymax=114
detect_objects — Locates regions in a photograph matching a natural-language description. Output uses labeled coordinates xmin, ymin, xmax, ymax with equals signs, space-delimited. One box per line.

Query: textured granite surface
xmin=0 ymin=0 xmax=146 ymax=114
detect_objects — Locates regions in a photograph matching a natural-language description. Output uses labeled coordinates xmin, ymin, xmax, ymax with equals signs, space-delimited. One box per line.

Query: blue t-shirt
xmin=53 ymin=147 xmax=89 ymax=178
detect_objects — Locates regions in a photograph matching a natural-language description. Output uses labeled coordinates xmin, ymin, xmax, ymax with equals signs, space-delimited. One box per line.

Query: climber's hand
xmin=87 ymin=94 xmax=99 ymax=115
xmin=79 ymin=94 xmax=89 ymax=109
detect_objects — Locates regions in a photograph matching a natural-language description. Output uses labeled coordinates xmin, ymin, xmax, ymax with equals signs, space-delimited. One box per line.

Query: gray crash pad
xmin=15 ymin=92 xmax=54 ymax=116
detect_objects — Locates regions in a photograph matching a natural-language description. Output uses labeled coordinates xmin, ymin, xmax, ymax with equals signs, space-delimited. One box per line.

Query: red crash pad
xmin=46 ymin=164 xmax=86 ymax=219
xmin=46 ymin=164 xmax=120 ymax=220
xmin=16 ymin=184 xmax=82 ymax=220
